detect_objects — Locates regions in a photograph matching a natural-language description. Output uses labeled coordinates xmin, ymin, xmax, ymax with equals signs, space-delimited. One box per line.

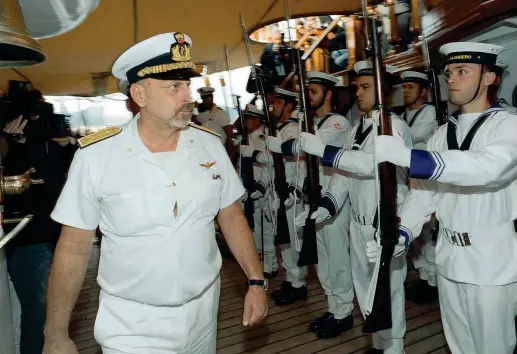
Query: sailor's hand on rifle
xmin=239 ymin=190 xmax=249 ymax=202
xmin=272 ymin=193 xmax=280 ymax=210
xmin=266 ymin=136 xmax=283 ymax=153
xmin=366 ymin=234 xmax=411 ymax=263
xmin=294 ymin=205 xmax=330 ymax=226
xmin=250 ymin=190 xmax=263 ymax=200
xmin=299 ymin=132 xmax=325 ymax=158
xmin=240 ymin=144 xmax=255 ymax=158
xmin=284 ymin=192 xmax=295 ymax=208
xmin=374 ymin=135 xmax=411 ymax=168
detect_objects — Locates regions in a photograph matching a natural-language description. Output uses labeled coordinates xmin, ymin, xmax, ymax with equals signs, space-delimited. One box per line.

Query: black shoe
xmin=271 ymin=281 xmax=291 ymax=300
xmin=308 ymin=312 xmax=333 ymax=332
xmin=264 ymin=270 xmax=279 ymax=279
xmin=274 ymin=284 xmax=308 ymax=306
xmin=316 ymin=314 xmax=354 ymax=339
xmin=365 ymin=349 xmax=383 ymax=354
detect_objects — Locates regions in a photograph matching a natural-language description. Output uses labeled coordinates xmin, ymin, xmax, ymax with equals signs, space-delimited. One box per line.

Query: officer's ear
xmin=130 ymin=82 xmax=147 ymax=108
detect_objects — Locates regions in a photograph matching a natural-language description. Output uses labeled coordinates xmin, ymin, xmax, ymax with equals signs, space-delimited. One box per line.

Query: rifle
xmin=293 ymin=48 xmax=319 ymax=267
xmin=362 ymin=14 xmax=399 ymax=334
xmin=240 ymin=14 xmax=291 ymax=246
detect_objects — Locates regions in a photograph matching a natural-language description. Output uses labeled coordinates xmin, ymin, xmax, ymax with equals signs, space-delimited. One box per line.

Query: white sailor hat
xmin=198 ymin=87 xmax=215 ymax=97
xmin=118 ymin=80 xmax=130 ymax=95
xmin=439 ymin=42 xmax=506 ymax=67
xmin=244 ymin=104 xmax=264 ymax=118
xmin=494 ymin=60 xmax=509 ymax=77
xmin=400 ymin=71 xmax=429 ymax=87
xmin=307 ymin=71 xmax=340 ymax=87
xmin=112 ymin=32 xmax=201 ymax=84
xmin=275 ymin=87 xmax=299 ymax=102
xmin=353 ymin=60 xmax=396 ymax=76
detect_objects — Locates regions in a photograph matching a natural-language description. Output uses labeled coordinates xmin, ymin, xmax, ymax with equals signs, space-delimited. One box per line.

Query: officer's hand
xmin=243 ymin=285 xmax=268 ymax=326
xmin=42 ymin=336 xmax=79 ymax=354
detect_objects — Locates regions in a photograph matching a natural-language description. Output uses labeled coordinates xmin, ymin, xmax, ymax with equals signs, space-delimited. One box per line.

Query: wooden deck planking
xmin=72 ymin=244 xmax=448 ymax=353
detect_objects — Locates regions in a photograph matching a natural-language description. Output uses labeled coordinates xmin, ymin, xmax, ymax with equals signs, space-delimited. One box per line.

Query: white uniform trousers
xmin=438 ymin=275 xmax=517 ymax=354
xmin=350 ymin=220 xmax=407 ymax=353
xmin=94 ymin=277 xmax=221 ymax=354
xmin=412 ymin=219 xmax=437 ymax=286
xmin=280 ymin=201 xmax=308 ymax=288
xmin=316 ymin=200 xmax=354 ymax=319
xmin=253 ymin=200 xmax=278 ymax=274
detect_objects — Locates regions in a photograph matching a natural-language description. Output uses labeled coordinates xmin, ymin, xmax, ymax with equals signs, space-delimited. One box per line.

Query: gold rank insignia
xmin=188 ymin=122 xmax=222 ymax=138
xmin=77 ymin=127 xmax=121 ymax=148
xmin=171 ymin=32 xmax=192 ymax=62
xmin=200 ymin=161 xmax=216 ymax=169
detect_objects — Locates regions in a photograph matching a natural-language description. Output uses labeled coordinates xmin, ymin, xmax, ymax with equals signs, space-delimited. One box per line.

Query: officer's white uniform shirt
xmin=51 ymin=115 xmax=245 ymax=306
xmin=399 ymin=107 xmax=517 ymax=285
xmin=197 ymin=106 xmax=231 ymax=145
xmin=402 ymin=104 xmax=437 ymax=149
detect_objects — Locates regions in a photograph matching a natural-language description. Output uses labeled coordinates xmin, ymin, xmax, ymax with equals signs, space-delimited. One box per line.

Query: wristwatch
xmin=248 ymin=279 xmax=268 ymax=291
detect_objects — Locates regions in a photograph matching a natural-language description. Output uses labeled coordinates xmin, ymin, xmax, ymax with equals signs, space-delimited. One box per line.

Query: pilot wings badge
xmin=199 ymin=161 xmax=216 ymax=169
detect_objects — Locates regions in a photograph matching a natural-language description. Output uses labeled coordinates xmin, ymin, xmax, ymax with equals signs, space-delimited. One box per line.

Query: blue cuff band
xmin=399 ymin=225 xmax=413 ymax=250
xmin=321 ymin=145 xmax=344 ymax=168
xmin=409 ymin=149 xmax=445 ymax=180
xmin=281 ymin=139 xmax=297 ymax=156
xmin=320 ymin=193 xmax=338 ymax=217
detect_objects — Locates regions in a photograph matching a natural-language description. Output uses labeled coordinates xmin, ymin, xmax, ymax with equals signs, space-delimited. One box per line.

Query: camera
xmin=1 ymin=80 xmax=70 ymax=139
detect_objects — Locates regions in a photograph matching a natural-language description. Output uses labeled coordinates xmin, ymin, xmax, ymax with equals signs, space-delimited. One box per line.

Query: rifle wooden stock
xmin=362 ymin=16 xmax=399 ymax=334
xmin=293 ymin=48 xmax=320 ymax=267
xmin=236 ymin=95 xmax=255 ymax=230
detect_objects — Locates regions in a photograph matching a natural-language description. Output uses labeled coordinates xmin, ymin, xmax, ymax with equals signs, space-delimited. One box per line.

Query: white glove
xmin=365 ymin=236 xmax=408 ymax=263
xmin=299 ymin=132 xmax=325 ymax=158
xmin=239 ymin=190 xmax=248 ymax=202
xmin=284 ymin=192 xmax=295 ymax=208
xmin=240 ymin=144 xmax=255 ymax=158
xmin=375 ymin=135 xmax=411 ymax=167
xmin=250 ymin=190 xmax=263 ymax=200
xmin=294 ymin=206 xmax=330 ymax=227
xmin=266 ymin=136 xmax=283 ymax=153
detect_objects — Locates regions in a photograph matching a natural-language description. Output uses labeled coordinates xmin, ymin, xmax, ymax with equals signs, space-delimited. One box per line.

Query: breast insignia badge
xmin=200 ymin=161 xmax=216 ymax=169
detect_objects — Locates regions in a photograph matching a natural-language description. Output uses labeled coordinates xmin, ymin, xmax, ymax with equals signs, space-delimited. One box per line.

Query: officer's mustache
xmin=175 ymin=103 xmax=195 ymax=113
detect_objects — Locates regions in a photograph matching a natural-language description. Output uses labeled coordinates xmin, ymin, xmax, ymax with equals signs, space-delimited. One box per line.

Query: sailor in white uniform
xmin=241 ymin=88 xmax=308 ymax=306
xmin=240 ymin=104 xmax=279 ymax=277
xmin=399 ymin=70 xmax=439 ymax=303
xmin=268 ymin=71 xmax=355 ymax=338
xmin=42 ymin=32 xmax=268 ymax=354
xmin=374 ymin=42 xmax=517 ymax=354
xmin=298 ymin=61 xmax=413 ymax=354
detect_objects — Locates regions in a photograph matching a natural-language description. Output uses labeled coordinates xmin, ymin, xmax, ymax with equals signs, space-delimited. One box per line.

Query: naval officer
xmin=43 ymin=32 xmax=267 ymax=354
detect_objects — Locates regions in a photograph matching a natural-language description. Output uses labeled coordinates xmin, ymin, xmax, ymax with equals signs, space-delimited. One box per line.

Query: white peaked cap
xmin=400 ymin=71 xmax=428 ymax=82
xmin=354 ymin=60 xmax=396 ymax=76
xmin=307 ymin=71 xmax=340 ymax=87
xmin=274 ymin=87 xmax=299 ymax=101
xmin=245 ymin=104 xmax=264 ymax=118
xmin=439 ymin=42 xmax=506 ymax=66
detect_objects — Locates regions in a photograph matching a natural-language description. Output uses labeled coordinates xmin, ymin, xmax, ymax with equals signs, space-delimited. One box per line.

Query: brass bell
xmin=1 ymin=167 xmax=44 ymax=195
xmin=0 ymin=0 xmax=46 ymax=67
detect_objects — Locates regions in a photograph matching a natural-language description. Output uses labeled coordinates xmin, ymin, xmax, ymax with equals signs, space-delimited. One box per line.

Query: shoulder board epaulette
xmin=77 ymin=127 xmax=121 ymax=148
xmin=188 ymin=122 xmax=222 ymax=138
